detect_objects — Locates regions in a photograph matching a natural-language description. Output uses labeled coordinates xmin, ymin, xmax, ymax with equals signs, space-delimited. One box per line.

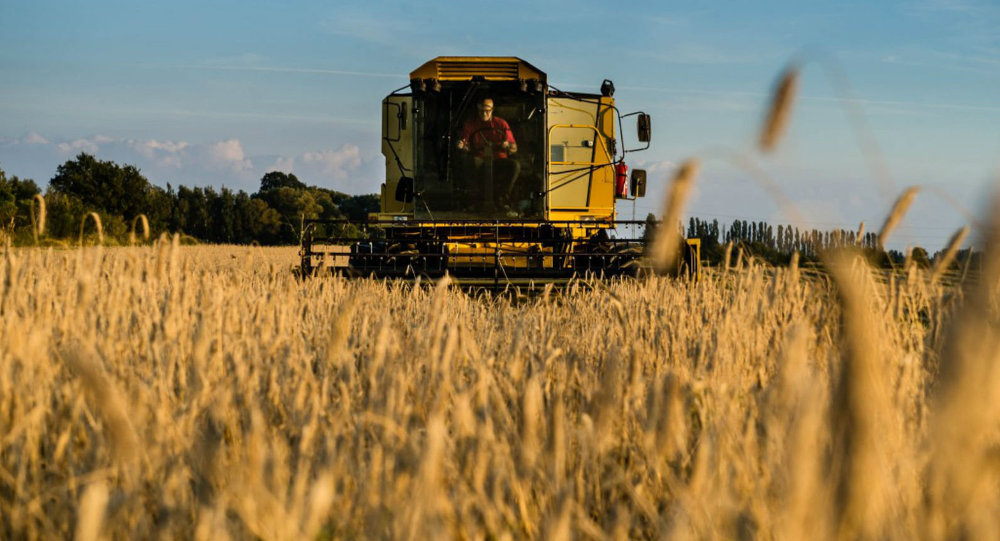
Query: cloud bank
xmin=0 ymin=133 xmax=376 ymax=195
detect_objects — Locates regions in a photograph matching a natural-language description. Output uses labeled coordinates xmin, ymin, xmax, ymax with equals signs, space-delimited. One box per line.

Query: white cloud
xmin=0 ymin=132 xmax=376 ymax=194
xmin=128 ymin=139 xmax=190 ymax=157
xmin=266 ymin=156 xmax=295 ymax=174
xmin=301 ymin=144 xmax=361 ymax=180
xmin=207 ymin=139 xmax=252 ymax=172
xmin=23 ymin=132 xmax=49 ymax=145
xmin=126 ymin=139 xmax=190 ymax=168
xmin=636 ymin=159 xmax=677 ymax=176
xmin=56 ymin=135 xmax=113 ymax=154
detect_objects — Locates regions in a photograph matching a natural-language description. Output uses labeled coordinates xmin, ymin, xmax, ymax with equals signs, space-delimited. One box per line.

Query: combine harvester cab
xmin=300 ymin=57 xmax=700 ymax=287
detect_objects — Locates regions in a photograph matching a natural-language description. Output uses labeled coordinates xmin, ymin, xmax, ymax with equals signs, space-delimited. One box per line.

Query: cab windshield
xmin=412 ymin=82 xmax=545 ymax=220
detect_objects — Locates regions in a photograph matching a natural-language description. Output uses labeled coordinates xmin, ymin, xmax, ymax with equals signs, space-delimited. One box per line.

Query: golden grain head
xmin=722 ymin=241 xmax=733 ymax=271
xmin=877 ymin=186 xmax=919 ymax=247
xmin=759 ymin=64 xmax=801 ymax=153
xmin=930 ymin=226 xmax=969 ymax=283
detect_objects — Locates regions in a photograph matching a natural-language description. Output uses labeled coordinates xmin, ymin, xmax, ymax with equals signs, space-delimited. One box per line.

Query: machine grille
xmin=437 ymin=61 xmax=519 ymax=80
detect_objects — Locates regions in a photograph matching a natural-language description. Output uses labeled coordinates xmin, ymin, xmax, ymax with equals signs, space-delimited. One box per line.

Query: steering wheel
xmin=461 ymin=125 xmax=512 ymax=155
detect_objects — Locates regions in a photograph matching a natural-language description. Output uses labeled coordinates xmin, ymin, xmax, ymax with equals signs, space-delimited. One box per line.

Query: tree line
xmin=684 ymin=216 xmax=972 ymax=270
xmin=0 ymin=153 xmax=377 ymax=245
xmin=0 ymin=155 xmax=969 ymax=271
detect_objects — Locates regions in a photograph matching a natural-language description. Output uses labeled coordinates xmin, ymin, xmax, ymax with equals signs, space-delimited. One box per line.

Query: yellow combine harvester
xmin=300 ymin=56 xmax=700 ymax=285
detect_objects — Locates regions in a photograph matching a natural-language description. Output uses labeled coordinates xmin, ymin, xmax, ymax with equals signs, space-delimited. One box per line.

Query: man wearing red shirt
xmin=456 ymin=98 xmax=520 ymax=212
xmin=457 ymin=98 xmax=517 ymax=158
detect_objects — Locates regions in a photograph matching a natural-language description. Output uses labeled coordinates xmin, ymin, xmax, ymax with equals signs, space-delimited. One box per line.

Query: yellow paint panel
xmin=547 ymin=97 xmax=617 ymax=221
xmin=447 ymin=243 xmax=555 ymax=268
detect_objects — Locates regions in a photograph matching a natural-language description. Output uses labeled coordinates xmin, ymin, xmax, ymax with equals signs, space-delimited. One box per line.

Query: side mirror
xmin=394 ymin=176 xmax=414 ymax=203
xmin=630 ymin=169 xmax=647 ymax=198
xmin=399 ymin=102 xmax=407 ymax=130
xmin=637 ymin=113 xmax=651 ymax=143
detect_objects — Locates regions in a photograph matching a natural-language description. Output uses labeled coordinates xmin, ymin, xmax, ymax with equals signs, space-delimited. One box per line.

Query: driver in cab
xmin=457 ymin=98 xmax=517 ymax=158
xmin=456 ymin=98 xmax=521 ymax=213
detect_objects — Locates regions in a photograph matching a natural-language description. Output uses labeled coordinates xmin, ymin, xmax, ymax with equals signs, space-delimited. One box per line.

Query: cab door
xmin=546 ymin=96 xmax=616 ymax=221
xmin=380 ymin=95 xmax=413 ymax=216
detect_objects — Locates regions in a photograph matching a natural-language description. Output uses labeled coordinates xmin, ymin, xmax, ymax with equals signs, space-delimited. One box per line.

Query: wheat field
xmin=1 ymin=236 xmax=998 ymax=540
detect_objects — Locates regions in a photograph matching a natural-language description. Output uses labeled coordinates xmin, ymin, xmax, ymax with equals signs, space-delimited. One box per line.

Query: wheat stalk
xmin=129 ymin=214 xmax=150 ymax=244
xmin=60 ymin=343 xmax=139 ymax=465
xmin=925 ymin=192 xmax=1000 ymax=538
xmin=648 ymin=159 xmax=699 ymax=274
xmin=31 ymin=193 xmax=46 ymax=241
xmin=0 ymin=220 xmax=995 ymax=537
xmin=826 ymin=250 xmax=893 ymax=539
xmin=79 ymin=212 xmax=104 ymax=246
xmin=75 ymin=481 xmax=109 ymax=541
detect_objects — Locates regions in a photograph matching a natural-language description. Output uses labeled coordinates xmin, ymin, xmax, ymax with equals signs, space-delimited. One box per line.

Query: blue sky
xmin=1 ymin=0 xmax=998 ymax=248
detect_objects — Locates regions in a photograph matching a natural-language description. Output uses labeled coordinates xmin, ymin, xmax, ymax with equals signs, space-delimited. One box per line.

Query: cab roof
xmin=409 ymin=56 xmax=546 ymax=82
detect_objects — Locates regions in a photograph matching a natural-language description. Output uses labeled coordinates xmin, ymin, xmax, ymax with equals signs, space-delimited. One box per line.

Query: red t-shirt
xmin=460 ymin=117 xmax=516 ymax=159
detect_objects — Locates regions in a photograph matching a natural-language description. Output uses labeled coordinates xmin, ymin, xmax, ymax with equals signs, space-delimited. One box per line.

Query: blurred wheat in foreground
xmin=1 ymin=243 xmax=998 ymax=540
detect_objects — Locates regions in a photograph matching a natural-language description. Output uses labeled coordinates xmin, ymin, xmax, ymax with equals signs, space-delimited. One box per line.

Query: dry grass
xmin=1 ymin=241 xmax=998 ymax=540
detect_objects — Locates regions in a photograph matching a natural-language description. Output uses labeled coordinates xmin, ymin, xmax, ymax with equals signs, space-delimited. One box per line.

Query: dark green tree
xmin=259 ymin=171 xmax=306 ymax=192
xmin=910 ymin=247 xmax=931 ymax=268
xmin=255 ymin=187 xmax=323 ymax=243
xmin=50 ymin=153 xmax=163 ymax=222
xmin=0 ymin=167 xmax=41 ymax=233
xmin=239 ymin=196 xmax=282 ymax=243
xmin=43 ymin=190 xmax=88 ymax=239
xmin=338 ymin=194 xmax=379 ymax=221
